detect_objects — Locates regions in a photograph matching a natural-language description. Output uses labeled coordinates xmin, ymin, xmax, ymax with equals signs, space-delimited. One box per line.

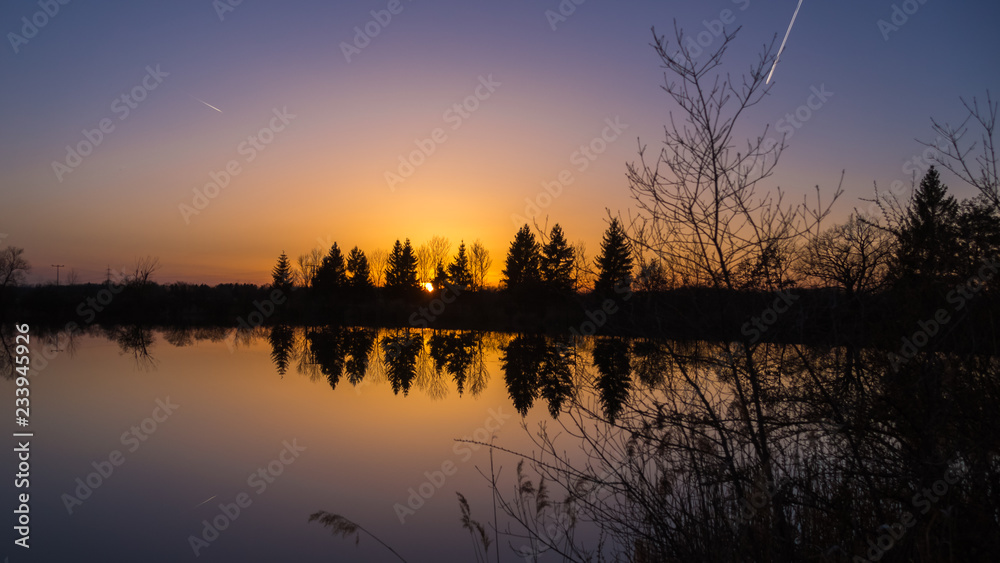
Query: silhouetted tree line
xmin=4 ymin=174 xmax=1000 ymax=349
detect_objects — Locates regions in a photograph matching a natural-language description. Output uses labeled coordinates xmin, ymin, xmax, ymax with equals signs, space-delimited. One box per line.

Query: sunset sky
xmin=2 ymin=0 xmax=998 ymax=285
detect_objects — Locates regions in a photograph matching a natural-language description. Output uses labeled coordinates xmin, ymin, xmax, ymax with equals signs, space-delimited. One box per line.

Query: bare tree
xmin=624 ymin=25 xmax=840 ymax=291
xmin=427 ymin=235 xmax=451 ymax=272
xmin=570 ymin=241 xmax=592 ymax=292
xmin=297 ymin=247 xmax=324 ymax=288
xmin=634 ymin=255 xmax=671 ymax=291
xmin=797 ymin=213 xmax=892 ymax=296
xmin=470 ymin=240 xmax=492 ymax=290
xmin=369 ymin=248 xmax=388 ymax=287
xmin=923 ymin=91 xmax=998 ymax=207
xmin=476 ymin=24 xmax=847 ymax=563
xmin=415 ymin=244 xmax=433 ymax=284
xmin=125 ymin=256 xmax=160 ymax=287
xmin=65 ymin=268 xmax=80 ymax=285
xmin=0 ymin=246 xmax=30 ymax=289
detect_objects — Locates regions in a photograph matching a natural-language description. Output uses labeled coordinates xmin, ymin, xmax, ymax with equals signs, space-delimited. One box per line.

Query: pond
xmin=4 ymin=324 xmax=999 ymax=561
xmin=5 ymin=325 xmax=584 ymax=562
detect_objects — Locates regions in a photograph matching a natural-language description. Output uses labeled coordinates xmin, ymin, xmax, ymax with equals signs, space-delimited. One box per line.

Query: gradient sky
xmin=2 ymin=0 xmax=998 ymax=285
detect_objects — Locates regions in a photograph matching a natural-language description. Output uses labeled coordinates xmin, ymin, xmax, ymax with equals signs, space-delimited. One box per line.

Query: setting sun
xmin=422 ymin=282 xmax=434 ymax=292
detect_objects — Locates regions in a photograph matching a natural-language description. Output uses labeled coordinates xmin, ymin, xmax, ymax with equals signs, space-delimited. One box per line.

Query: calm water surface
xmin=3 ymin=326 xmax=581 ymax=562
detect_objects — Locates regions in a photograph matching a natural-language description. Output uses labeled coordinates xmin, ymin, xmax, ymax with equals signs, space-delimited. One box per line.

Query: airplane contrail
xmin=191 ymin=95 xmax=223 ymax=113
xmin=766 ymin=0 xmax=804 ymax=84
xmin=194 ymin=494 xmax=217 ymax=508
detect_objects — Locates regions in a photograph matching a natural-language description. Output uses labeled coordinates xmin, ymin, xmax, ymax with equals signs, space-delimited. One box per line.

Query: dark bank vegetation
xmin=3 ymin=159 xmax=1000 ymax=353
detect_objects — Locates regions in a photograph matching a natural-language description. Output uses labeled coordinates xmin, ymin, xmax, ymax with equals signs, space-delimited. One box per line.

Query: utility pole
xmin=51 ymin=264 xmax=65 ymax=286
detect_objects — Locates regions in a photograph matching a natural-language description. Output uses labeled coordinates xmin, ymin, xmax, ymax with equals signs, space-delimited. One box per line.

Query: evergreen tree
xmin=385 ymin=240 xmax=404 ymax=288
xmin=271 ymin=251 xmax=294 ymax=292
xmin=957 ymin=198 xmax=1000 ymax=276
xmin=386 ymin=239 xmax=419 ymax=291
xmin=594 ymin=218 xmax=633 ymax=295
xmin=447 ymin=241 xmax=473 ymax=290
xmin=346 ymin=246 xmax=373 ymax=290
xmin=501 ymin=225 xmax=542 ymax=290
xmin=541 ymin=224 xmax=575 ymax=292
xmin=314 ymin=243 xmax=347 ymax=294
xmin=894 ymin=167 xmax=962 ymax=287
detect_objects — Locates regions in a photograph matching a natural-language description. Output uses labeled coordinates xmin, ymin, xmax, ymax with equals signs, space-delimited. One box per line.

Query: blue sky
xmin=1 ymin=0 xmax=998 ymax=283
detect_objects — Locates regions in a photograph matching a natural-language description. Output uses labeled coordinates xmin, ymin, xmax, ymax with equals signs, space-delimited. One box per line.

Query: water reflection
xmin=301 ymin=326 xmax=378 ymax=390
xmin=104 ymin=325 xmax=157 ymax=371
xmin=3 ymin=325 xmax=681 ymax=422
xmin=4 ymin=324 xmax=998 ymax=559
xmin=380 ymin=331 xmax=422 ymax=396
xmin=592 ymin=337 xmax=631 ymax=423
xmin=269 ymin=324 xmax=295 ymax=377
xmin=428 ymin=331 xmax=476 ymax=395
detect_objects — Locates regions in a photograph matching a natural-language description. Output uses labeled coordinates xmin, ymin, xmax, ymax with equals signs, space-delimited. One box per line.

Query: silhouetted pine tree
xmin=541 ymin=224 xmax=575 ymax=292
xmin=272 ymin=251 xmax=294 ymax=292
xmin=386 ymin=239 xmax=419 ymax=291
xmin=594 ymin=218 xmax=633 ymax=295
xmin=447 ymin=241 xmax=473 ymax=290
xmin=314 ymin=243 xmax=347 ymax=295
xmin=894 ymin=167 xmax=962 ymax=288
xmin=345 ymin=246 xmax=373 ymax=290
xmin=501 ymin=225 xmax=542 ymax=290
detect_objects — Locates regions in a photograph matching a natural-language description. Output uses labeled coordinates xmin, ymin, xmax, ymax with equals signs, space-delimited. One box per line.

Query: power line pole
xmin=51 ymin=264 xmax=65 ymax=286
